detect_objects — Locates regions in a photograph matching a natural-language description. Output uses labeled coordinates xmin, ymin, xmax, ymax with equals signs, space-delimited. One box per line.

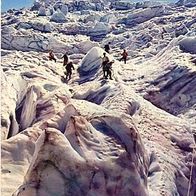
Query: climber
xmin=48 ymin=50 xmax=57 ymax=62
xmin=120 ymin=49 xmax=128 ymax=64
xmin=62 ymin=53 xmax=69 ymax=66
xmin=102 ymin=52 xmax=109 ymax=78
xmin=104 ymin=42 xmax=111 ymax=53
xmin=105 ymin=60 xmax=114 ymax=80
xmin=65 ymin=61 xmax=74 ymax=80
xmin=161 ymin=27 xmax=167 ymax=39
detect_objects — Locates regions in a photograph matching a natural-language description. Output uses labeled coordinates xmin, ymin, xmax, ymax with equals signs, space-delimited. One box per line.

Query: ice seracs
xmin=29 ymin=19 xmax=54 ymax=32
xmin=1 ymin=0 xmax=196 ymax=195
xmin=50 ymin=9 xmax=67 ymax=23
xmin=38 ymin=5 xmax=47 ymax=16
xmin=60 ymin=4 xmax=69 ymax=15
xmin=179 ymin=36 xmax=196 ymax=54
xmin=5 ymin=97 xmax=149 ymax=196
xmin=125 ymin=5 xmax=168 ymax=26
xmin=88 ymin=22 xmax=110 ymax=40
xmin=31 ymin=0 xmax=42 ymax=11
xmin=176 ymin=0 xmax=196 ymax=7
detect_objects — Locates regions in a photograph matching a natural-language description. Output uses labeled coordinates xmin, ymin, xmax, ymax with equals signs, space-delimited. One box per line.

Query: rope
xmin=187 ymin=133 xmax=196 ymax=196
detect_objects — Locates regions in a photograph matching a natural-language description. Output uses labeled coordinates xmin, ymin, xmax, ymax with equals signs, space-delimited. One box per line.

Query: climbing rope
xmin=187 ymin=133 xmax=196 ymax=196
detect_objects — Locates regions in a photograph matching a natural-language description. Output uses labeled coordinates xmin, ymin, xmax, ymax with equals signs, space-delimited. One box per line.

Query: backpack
xmin=105 ymin=62 xmax=112 ymax=69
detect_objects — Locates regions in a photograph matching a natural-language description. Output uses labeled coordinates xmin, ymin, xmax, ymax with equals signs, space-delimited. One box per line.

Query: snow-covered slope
xmin=1 ymin=0 xmax=196 ymax=196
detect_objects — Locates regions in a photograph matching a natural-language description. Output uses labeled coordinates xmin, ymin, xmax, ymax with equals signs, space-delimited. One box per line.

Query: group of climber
xmin=102 ymin=43 xmax=128 ymax=79
xmin=48 ymin=43 xmax=128 ymax=80
xmin=102 ymin=52 xmax=114 ymax=80
xmin=49 ymin=50 xmax=74 ymax=80
xmin=104 ymin=43 xmax=128 ymax=64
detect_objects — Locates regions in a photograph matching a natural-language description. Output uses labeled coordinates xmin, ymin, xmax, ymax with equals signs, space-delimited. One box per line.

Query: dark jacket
xmin=104 ymin=44 xmax=110 ymax=52
xmin=63 ymin=54 xmax=68 ymax=65
xmin=66 ymin=62 xmax=74 ymax=72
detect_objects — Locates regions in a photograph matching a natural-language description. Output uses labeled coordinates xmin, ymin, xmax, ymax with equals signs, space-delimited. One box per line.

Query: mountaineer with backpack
xmin=48 ymin=50 xmax=57 ymax=62
xmin=102 ymin=52 xmax=109 ymax=78
xmin=104 ymin=42 xmax=111 ymax=53
xmin=63 ymin=53 xmax=69 ymax=66
xmin=120 ymin=49 xmax=128 ymax=64
xmin=105 ymin=60 xmax=114 ymax=80
xmin=65 ymin=61 xmax=74 ymax=80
